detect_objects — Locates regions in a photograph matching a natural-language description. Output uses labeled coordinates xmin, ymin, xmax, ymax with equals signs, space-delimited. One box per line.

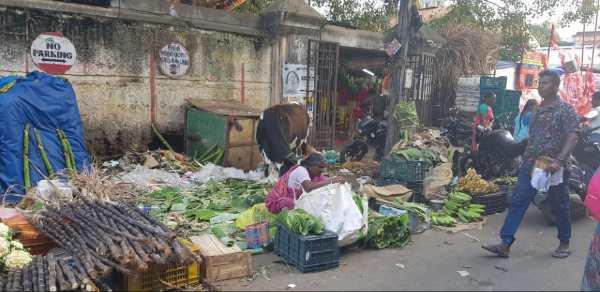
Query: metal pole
xmin=547 ymin=24 xmax=554 ymax=57
xmin=591 ymin=0 xmax=599 ymax=70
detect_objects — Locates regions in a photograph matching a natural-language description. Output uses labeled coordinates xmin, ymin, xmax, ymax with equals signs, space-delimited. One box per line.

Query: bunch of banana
xmin=442 ymin=192 xmax=472 ymax=216
xmin=456 ymin=204 xmax=485 ymax=223
xmin=456 ymin=168 xmax=500 ymax=194
xmin=195 ymin=144 xmax=225 ymax=165
xmin=430 ymin=211 xmax=457 ymax=227
xmin=432 ymin=192 xmax=485 ymax=226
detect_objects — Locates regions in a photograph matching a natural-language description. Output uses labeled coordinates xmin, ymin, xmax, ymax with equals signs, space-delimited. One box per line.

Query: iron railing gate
xmin=404 ymin=54 xmax=435 ymax=126
xmin=306 ymin=40 xmax=339 ymax=149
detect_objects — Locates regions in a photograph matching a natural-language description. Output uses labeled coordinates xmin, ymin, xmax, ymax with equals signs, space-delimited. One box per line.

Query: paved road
xmin=220 ymin=207 xmax=595 ymax=291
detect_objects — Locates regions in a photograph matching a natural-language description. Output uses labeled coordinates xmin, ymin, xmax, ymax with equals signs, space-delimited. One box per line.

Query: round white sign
xmin=30 ymin=32 xmax=77 ymax=75
xmin=158 ymin=42 xmax=190 ymax=78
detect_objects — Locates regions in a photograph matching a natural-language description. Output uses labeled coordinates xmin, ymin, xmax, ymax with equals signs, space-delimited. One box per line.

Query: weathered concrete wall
xmin=0 ymin=5 xmax=272 ymax=155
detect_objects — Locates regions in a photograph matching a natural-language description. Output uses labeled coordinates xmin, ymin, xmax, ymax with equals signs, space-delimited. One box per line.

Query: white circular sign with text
xmin=158 ymin=42 xmax=190 ymax=78
xmin=30 ymin=32 xmax=77 ymax=75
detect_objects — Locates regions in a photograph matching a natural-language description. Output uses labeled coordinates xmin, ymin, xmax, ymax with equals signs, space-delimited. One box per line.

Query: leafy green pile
xmin=394 ymin=101 xmax=419 ymax=139
xmin=364 ymin=214 xmax=410 ymax=249
xmin=139 ymin=179 xmax=271 ymax=233
xmin=276 ymin=209 xmax=325 ymax=236
xmin=391 ymin=147 xmax=440 ymax=169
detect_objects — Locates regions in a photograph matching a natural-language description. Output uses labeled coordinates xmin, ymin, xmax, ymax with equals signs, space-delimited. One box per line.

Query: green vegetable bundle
xmin=395 ymin=201 xmax=429 ymax=223
xmin=364 ymin=214 xmax=410 ymax=249
xmin=393 ymin=101 xmax=419 ymax=140
xmin=431 ymin=192 xmax=485 ymax=227
xmin=276 ymin=208 xmax=324 ymax=236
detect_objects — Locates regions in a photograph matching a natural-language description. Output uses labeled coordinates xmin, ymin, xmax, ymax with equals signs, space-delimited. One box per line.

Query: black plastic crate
xmin=274 ymin=224 xmax=339 ymax=273
xmin=380 ymin=158 xmax=426 ymax=182
xmin=471 ymin=192 xmax=508 ymax=215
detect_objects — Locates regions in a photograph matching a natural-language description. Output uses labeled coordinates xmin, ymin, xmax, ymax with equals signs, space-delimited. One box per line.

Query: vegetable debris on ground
xmin=276 ymin=208 xmax=324 ymax=236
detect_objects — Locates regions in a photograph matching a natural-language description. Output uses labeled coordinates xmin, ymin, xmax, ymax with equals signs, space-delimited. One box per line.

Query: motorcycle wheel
xmin=340 ymin=142 xmax=369 ymax=163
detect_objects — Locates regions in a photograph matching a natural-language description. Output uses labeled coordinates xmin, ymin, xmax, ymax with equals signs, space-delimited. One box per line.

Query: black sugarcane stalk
xmin=30 ymin=257 xmax=38 ymax=292
xmin=23 ymin=124 xmax=31 ymax=189
xmin=55 ymin=263 xmax=70 ymax=291
xmin=33 ymin=128 xmax=55 ymax=177
xmin=36 ymin=256 xmax=45 ymax=292
xmin=47 ymin=253 xmax=57 ymax=292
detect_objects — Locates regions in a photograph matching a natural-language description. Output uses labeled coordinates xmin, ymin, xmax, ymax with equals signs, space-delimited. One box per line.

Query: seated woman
xmin=266 ymin=153 xmax=341 ymax=214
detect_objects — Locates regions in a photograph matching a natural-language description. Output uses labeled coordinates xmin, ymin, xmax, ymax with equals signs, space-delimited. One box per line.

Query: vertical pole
xmin=591 ymin=0 xmax=599 ymax=70
xmin=547 ymin=24 xmax=554 ymax=57
xmin=241 ymin=63 xmax=245 ymax=104
xmin=582 ymin=20 xmax=587 ymax=74
xmin=149 ymin=53 xmax=157 ymax=125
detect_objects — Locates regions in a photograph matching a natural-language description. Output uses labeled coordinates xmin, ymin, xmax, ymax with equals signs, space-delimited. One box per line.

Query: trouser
xmin=500 ymin=160 xmax=571 ymax=246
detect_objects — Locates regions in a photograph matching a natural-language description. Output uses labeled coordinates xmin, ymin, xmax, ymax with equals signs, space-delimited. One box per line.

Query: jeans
xmin=500 ymin=160 xmax=571 ymax=246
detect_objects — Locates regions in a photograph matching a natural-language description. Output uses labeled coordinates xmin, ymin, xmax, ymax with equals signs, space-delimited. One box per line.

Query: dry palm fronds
xmin=431 ymin=25 xmax=500 ymax=124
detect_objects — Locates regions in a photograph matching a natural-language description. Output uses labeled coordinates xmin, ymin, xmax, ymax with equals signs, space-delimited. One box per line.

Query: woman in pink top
xmin=266 ymin=153 xmax=341 ymax=214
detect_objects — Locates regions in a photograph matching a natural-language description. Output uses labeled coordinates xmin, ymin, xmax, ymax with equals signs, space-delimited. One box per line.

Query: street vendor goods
xmin=431 ymin=192 xmax=484 ymax=227
xmin=31 ymin=198 xmax=199 ymax=280
xmin=456 ymin=168 xmax=500 ymax=194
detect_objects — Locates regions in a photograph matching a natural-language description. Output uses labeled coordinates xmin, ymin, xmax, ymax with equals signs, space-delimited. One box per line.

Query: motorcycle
xmin=339 ymin=116 xmax=387 ymax=163
xmin=460 ymin=127 xmax=528 ymax=179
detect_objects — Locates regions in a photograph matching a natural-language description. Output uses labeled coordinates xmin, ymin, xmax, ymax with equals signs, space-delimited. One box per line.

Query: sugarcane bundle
xmin=23 ymin=124 xmax=31 ymax=189
xmin=0 ymin=252 xmax=100 ymax=292
xmin=33 ymin=128 xmax=55 ymax=178
xmin=56 ymin=129 xmax=75 ymax=172
xmin=29 ymin=198 xmax=201 ymax=284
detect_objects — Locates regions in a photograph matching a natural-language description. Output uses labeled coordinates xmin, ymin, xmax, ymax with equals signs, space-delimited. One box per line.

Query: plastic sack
xmin=295 ymin=183 xmax=368 ymax=246
xmin=585 ymin=170 xmax=600 ymax=221
xmin=235 ymin=203 xmax=275 ymax=230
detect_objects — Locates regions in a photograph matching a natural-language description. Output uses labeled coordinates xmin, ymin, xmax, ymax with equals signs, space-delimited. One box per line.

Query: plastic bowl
xmin=429 ymin=199 xmax=445 ymax=211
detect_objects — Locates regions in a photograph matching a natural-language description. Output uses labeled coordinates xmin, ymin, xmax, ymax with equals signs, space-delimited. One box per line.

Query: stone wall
xmin=0 ymin=4 xmax=272 ymax=155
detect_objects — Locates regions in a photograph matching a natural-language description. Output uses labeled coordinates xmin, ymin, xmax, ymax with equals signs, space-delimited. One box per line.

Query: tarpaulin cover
xmin=0 ymin=71 xmax=90 ymax=202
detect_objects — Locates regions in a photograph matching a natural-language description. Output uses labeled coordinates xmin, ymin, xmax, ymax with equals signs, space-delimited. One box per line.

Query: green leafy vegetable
xmin=364 ymin=214 xmax=410 ymax=249
xmin=276 ymin=208 xmax=325 ymax=236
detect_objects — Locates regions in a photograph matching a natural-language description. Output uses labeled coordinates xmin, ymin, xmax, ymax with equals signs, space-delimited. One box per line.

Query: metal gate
xmin=306 ymin=40 xmax=339 ymax=149
xmin=404 ymin=54 xmax=435 ymax=126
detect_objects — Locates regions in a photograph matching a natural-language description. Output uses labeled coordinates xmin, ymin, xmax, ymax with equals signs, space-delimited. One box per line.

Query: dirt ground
xmin=219 ymin=207 xmax=595 ymax=291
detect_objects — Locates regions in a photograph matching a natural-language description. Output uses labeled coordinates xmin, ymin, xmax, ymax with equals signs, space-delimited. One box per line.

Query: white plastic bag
xmin=295 ymin=183 xmax=368 ymax=246
xmin=530 ymin=167 xmax=564 ymax=192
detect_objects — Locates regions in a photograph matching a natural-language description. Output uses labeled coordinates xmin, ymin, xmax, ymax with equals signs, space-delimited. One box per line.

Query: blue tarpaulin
xmin=0 ymin=71 xmax=91 ymax=202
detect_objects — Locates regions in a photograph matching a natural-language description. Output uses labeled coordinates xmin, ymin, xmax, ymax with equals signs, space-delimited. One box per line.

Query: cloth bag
xmin=584 ymin=170 xmax=600 ymax=221
xmin=295 ymin=183 xmax=368 ymax=246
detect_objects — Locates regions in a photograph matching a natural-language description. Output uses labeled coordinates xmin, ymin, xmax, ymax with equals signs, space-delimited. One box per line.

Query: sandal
xmin=552 ymin=249 xmax=571 ymax=258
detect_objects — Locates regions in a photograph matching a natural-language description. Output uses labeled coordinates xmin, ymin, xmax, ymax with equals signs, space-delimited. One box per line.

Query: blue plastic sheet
xmin=0 ymin=71 xmax=91 ymax=202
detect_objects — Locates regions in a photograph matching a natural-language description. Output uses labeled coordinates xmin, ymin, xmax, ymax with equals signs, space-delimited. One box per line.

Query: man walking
xmin=482 ymin=70 xmax=580 ymax=258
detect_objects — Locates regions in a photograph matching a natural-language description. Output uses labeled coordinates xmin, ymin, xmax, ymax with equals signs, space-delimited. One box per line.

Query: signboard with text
xmin=30 ymin=32 xmax=76 ymax=75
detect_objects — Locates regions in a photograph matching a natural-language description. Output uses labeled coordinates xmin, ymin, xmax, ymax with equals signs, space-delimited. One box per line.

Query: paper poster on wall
xmin=283 ymin=64 xmax=314 ymax=99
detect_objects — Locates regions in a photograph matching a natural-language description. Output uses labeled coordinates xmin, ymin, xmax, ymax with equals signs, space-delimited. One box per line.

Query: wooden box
xmin=190 ymin=234 xmax=252 ymax=283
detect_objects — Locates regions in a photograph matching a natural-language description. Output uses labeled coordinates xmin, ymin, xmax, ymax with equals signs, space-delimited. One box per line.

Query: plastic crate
xmin=496 ymin=90 xmax=522 ymax=115
xmin=274 ymin=224 xmax=339 ymax=273
xmin=471 ymin=191 xmax=508 ymax=215
xmin=380 ymin=157 xmax=426 ymax=182
xmin=125 ymin=239 xmax=201 ymax=291
xmin=480 ymin=76 xmax=507 ymax=90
